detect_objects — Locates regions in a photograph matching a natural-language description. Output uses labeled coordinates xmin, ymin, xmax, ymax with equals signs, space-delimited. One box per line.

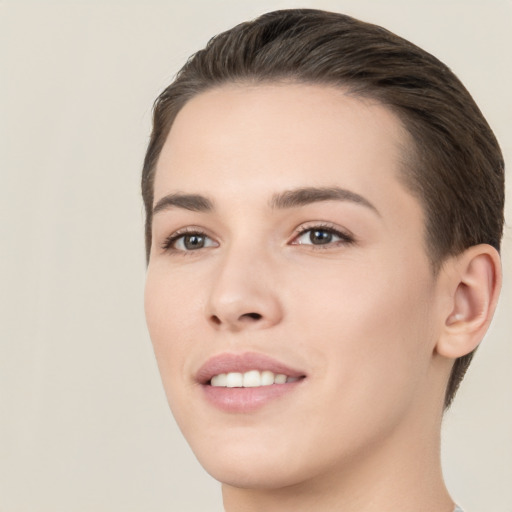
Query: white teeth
xmin=210 ymin=370 xmax=300 ymax=388
xmin=274 ymin=374 xmax=287 ymax=384
xmin=243 ymin=370 xmax=261 ymax=387
xmin=210 ymin=373 xmax=227 ymax=387
xmin=261 ymin=370 xmax=274 ymax=386
xmin=226 ymin=372 xmax=243 ymax=388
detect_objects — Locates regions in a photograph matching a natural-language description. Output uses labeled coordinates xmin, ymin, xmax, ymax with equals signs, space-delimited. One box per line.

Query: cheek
xmin=144 ymin=269 xmax=197 ymax=386
xmin=292 ymin=258 xmax=436 ymax=413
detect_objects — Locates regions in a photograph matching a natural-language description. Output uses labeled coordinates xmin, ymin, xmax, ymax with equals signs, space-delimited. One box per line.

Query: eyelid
xmin=159 ymin=221 xmax=355 ymax=254
xmin=289 ymin=222 xmax=356 ymax=246
xmin=161 ymin=226 xmax=219 ymax=253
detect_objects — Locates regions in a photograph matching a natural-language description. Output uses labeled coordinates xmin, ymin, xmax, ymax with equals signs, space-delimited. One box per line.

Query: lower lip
xmin=201 ymin=380 xmax=304 ymax=413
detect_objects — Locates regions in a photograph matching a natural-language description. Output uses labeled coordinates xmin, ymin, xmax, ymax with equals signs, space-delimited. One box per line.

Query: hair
xmin=141 ymin=9 xmax=504 ymax=408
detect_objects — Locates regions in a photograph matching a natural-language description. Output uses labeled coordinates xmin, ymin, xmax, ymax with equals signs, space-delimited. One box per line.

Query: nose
xmin=205 ymin=247 xmax=284 ymax=332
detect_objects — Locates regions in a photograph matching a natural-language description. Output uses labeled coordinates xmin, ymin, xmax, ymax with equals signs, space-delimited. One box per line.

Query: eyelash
xmin=291 ymin=223 xmax=355 ymax=248
xmin=161 ymin=228 xmax=214 ymax=253
xmin=161 ymin=223 xmax=355 ymax=253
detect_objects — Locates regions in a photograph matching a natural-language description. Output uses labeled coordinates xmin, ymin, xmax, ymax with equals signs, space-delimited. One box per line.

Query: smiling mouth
xmin=209 ymin=370 xmax=304 ymax=388
xmin=198 ymin=353 xmax=306 ymax=412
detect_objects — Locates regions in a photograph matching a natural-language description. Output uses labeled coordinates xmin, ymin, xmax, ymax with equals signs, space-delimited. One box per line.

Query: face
xmin=145 ymin=83 xmax=445 ymax=490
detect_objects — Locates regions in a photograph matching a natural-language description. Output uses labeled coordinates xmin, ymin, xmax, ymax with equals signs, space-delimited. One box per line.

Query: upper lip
xmin=196 ymin=352 xmax=306 ymax=384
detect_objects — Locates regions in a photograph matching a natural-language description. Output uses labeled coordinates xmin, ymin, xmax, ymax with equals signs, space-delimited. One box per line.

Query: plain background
xmin=1 ymin=1 xmax=510 ymax=511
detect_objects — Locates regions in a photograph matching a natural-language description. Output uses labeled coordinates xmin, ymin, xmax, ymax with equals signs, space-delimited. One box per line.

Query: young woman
xmin=142 ymin=9 xmax=503 ymax=512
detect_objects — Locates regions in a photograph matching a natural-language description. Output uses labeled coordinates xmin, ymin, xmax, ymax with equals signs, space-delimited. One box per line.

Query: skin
xmin=144 ymin=83 xmax=500 ymax=512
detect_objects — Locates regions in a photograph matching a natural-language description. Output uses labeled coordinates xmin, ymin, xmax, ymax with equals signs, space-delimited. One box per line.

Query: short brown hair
xmin=141 ymin=9 xmax=504 ymax=408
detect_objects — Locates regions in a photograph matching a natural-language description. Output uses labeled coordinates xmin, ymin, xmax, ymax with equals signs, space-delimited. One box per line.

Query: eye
xmin=291 ymin=225 xmax=354 ymax=247
xmin=162 ymin=230 xmax=218 ymax=252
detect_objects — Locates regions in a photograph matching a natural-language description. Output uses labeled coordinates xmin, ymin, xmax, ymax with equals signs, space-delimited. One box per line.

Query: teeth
xmin=261 ymin=370 xmax=274 ymax=386
xmin=243 ymin=370 xmax=261 ymax=387
xmin=226 ymin=372 xmax=243 ymax=388
xmin=211 ymin=373 xmax=227 ymax=387
xmin=274 ymin=373 xmax=287 ymax=384
xmin=210 ymin=370 xmax=299 ymax=388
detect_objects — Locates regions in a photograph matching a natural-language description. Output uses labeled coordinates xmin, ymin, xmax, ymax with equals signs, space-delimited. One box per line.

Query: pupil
xmin=184 ymin=234 xmax=204 ymax=250
xmin=310 ymin=230 xmax=332 ymax=244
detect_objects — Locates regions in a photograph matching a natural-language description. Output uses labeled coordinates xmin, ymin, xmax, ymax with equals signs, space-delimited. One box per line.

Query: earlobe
xmin=436 ymin=244 xmax=502 ymax=359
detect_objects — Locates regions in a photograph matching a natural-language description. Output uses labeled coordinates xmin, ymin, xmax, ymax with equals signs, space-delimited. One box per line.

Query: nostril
xmin=208 ymin=311 xmax=265 ymax=328
xmin=210 ymin=315 xmax=222 ymax=325
xmin=241 ymin=312 xmax=263 ymax=321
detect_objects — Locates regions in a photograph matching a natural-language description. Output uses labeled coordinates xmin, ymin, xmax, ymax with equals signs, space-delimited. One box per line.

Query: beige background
xmin=1 ymin=1 xmax=510 ymax=511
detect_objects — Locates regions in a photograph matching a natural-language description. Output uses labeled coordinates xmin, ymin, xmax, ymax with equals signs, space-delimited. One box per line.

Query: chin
xmin=201 ymin=457 xmax=307 ymax=490
xmin=180 ymin=429 xmax=292 ymax=487
xmin=187 ymin=430 xmax=337 ymax=491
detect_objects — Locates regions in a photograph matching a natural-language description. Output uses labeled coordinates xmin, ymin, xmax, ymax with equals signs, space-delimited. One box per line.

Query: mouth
xmin=196 ymin=352 xmax=307 ymax=412
xmin=209 ymin=370 xmax=302 ymax=387
xmin=196 ymin=351 xmax=306 ymax=385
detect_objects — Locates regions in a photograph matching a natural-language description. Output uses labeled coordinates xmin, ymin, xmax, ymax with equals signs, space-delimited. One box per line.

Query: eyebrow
xmin=153 ymin=193 xmax=214 ymax=215
xmin=270 ymin=186 xmax=380 ymax=215
xmin=152 ymin=186 xmax=380 ymax=216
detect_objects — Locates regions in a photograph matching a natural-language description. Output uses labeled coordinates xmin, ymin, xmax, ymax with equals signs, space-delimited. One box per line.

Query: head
xmin=142 ymin=8 xmax=504 ymax=409
xmin=142 ymin=9 xmax=504 ymax=492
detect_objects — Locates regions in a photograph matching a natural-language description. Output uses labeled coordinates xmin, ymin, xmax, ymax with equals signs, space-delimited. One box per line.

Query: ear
xmin=436 ymin=244 xmax=502 ymax=359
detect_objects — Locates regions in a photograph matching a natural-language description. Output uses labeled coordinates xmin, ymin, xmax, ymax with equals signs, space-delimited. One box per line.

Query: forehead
xmin=154 ymin=83 xmax=421 ymax=226
xmin=155 ymin=83 xmax=410 ymax=187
